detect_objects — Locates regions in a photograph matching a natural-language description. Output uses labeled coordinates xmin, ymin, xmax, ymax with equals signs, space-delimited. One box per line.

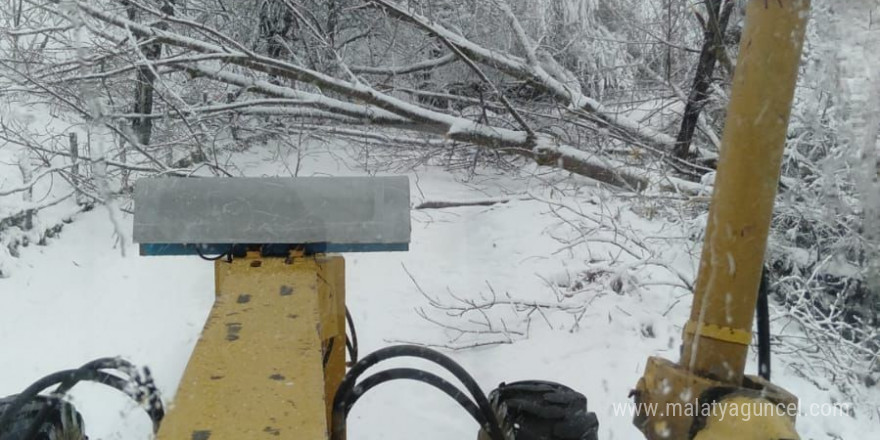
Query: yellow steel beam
xmin=158 ymin=253 xmax=346 ymax=439
xmin=633 ymin=2 xmax=809 ymax=438
xmin=316 ymin=255 xmax=347 ymax=426
xmin=681 ymin=0 xmax=810 ymax=384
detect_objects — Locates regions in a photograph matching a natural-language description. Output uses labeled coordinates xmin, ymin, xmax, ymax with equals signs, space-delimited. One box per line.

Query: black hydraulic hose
xmin=331 ymin=345 xmax=506 ymax=440
xmin=345 ymin=367 xmax=485 ymax=424
xmin=345 ymin=307 xmax=358 ymax=365
xmin=195 ymin=246 xmax=229 ymax=261
xmin=75 ymin=357 xmax=138 ymax=372
xmin=51 ymin=357 xmax=163 ymax=431
xmin=324 ymin=337 xmax=336 ymax=368
xmin=757 ymin=267 xmax=771 ymax=380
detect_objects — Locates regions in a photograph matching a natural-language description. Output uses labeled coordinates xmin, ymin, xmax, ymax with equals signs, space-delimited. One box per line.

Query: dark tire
xmin=483 ymin=380 xmax=599 ymax=440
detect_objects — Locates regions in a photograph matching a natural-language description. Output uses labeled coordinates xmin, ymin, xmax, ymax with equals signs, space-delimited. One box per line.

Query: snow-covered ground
xmin=0 ymin=143 xmax=876 ymax=439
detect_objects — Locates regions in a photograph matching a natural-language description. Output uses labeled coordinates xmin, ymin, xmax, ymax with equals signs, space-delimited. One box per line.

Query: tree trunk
xmin=673 ymin=0 xmax=734 ymax=160
xmin=259 ymin=0 xmax=298 ymax=60
xmin=327 ymin=0 xmax=340 ymax=48
xmin=130 ymin=1 xmax=174 ymax=150
xmin=16 ymin=151 xmax=33 ymax=230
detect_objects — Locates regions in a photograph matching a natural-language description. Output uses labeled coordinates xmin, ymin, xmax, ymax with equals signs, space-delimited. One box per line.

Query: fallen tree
xmin=4 ymin=0 xmax=713 ymax=193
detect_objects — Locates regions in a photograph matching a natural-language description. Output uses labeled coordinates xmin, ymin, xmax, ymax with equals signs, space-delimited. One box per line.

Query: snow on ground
xmin=0 ymin=142 xmax=876 ymax=439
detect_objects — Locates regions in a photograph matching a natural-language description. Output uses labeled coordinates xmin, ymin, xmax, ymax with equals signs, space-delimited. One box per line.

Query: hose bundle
xmin=331 ymin=345 xmax=506 ymax=440
xmin=0 ymin=358 xmax=163 ymax=440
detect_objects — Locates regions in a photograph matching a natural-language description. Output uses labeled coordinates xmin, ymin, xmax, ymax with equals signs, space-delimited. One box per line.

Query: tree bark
xmin=130 ymin=0 xmax=174 ymax=149
xmin=259 ymin=0 xmax=298 ymax=60
xmin=327 ymin=0 xmax=340 ymax=48
xmin=673 ymin=0 xmax=734 ymax=160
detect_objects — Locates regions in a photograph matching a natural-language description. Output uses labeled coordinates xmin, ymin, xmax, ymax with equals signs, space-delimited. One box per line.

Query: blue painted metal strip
xmin=139 ymin=242 xmax=409 ymax=257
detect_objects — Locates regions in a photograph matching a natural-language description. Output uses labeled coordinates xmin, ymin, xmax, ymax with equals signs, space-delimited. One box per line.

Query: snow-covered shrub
xmin=764 ymin=0 xmax=880 ymax=391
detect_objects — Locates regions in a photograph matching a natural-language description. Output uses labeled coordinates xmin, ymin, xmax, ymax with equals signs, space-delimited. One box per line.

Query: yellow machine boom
xmin=633 ymin=1 xmax=811 ymax=439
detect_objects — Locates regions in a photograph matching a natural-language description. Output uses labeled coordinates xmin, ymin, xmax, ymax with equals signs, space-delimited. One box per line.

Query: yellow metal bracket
xmin=157 ymin=253 xmax=346 ymax=439
xmin=633 ymin=357 xmax=799 ymax=440
xmin=683 ymin=321 xmax=751 ymax=346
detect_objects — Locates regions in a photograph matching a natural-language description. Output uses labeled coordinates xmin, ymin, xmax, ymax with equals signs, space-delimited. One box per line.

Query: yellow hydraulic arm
xmin=633 ymin=1 xmax=810 ymax=439
xmin=131 ymin=176 xmax=410 ymax=439
xmin=157 ymin=253 xmax=346 ymax=439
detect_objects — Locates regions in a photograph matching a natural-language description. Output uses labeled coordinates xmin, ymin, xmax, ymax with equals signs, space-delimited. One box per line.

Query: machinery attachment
xmin=632 ymin=1 xmax=810 ymax=439
xmin=155 ymin=252 xmax=348 ymax=438
xmin=132 ymin=175 xmax=412 ymax=439
xmin=690 ymin=389 xmax=799 ymax=440
xmin=0 ymin=396 xmax=85 ymax=440
xmin=0 ymin=358 xmax=163 ymax=440
xmin=133 ymin=176 xmax=411 ymax=256
xmin=332 ymin=345 xmax=599 ymax=440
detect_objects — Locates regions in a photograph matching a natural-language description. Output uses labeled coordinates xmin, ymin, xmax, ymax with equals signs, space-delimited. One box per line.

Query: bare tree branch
xmin=351 ymin=52 xmax=457 ymax=75
xmin=69 ymin=1 xmax=659 ymax=189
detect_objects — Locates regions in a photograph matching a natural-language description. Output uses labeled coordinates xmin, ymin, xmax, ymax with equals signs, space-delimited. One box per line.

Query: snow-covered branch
xmin=66 ymin=0 xmax=667 ymax=190
xmin=0 ymin=165 xmax=71 ymax=197
xmin=368 ymin=0 xmax=678 ymax=150
xmin=350 ymin=53 xmax=458 ymax=75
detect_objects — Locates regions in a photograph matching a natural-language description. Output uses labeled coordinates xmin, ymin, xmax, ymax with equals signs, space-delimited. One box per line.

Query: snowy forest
xmin=0 ymin=0 xmax=878 ymax=438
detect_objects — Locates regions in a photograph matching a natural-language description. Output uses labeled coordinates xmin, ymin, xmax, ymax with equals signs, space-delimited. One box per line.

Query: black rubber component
xmin=345 ymin=367 xmax=484 ymax=424
xmin=757 ymin=267 xmax=771 ymax=380
xmin=331 ymin=344 xmax=505 ymax=440
xmin=0 ymin=368 xmax=105 ymax=437
xmin=345 ymin=307 xmax=358 ymax=366
xmin=324 ymin=337 xmax=336 ymax=368
xmin=0 ymin=395 xmax=86 ymax=440
xmin=484 ymin=380 xmax=599 ymax=440
xmin=20 ymin=370 xmax=128 ymax=440
xmin=195 ymin=246 xmax=229 ymax=261
xmin=0 ymin=358 xmax=164 ymax=440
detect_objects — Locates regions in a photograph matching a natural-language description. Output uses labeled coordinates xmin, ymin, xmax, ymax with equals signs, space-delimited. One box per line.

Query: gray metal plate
xmin=133 ymin=176 xmax=410 ymax=247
